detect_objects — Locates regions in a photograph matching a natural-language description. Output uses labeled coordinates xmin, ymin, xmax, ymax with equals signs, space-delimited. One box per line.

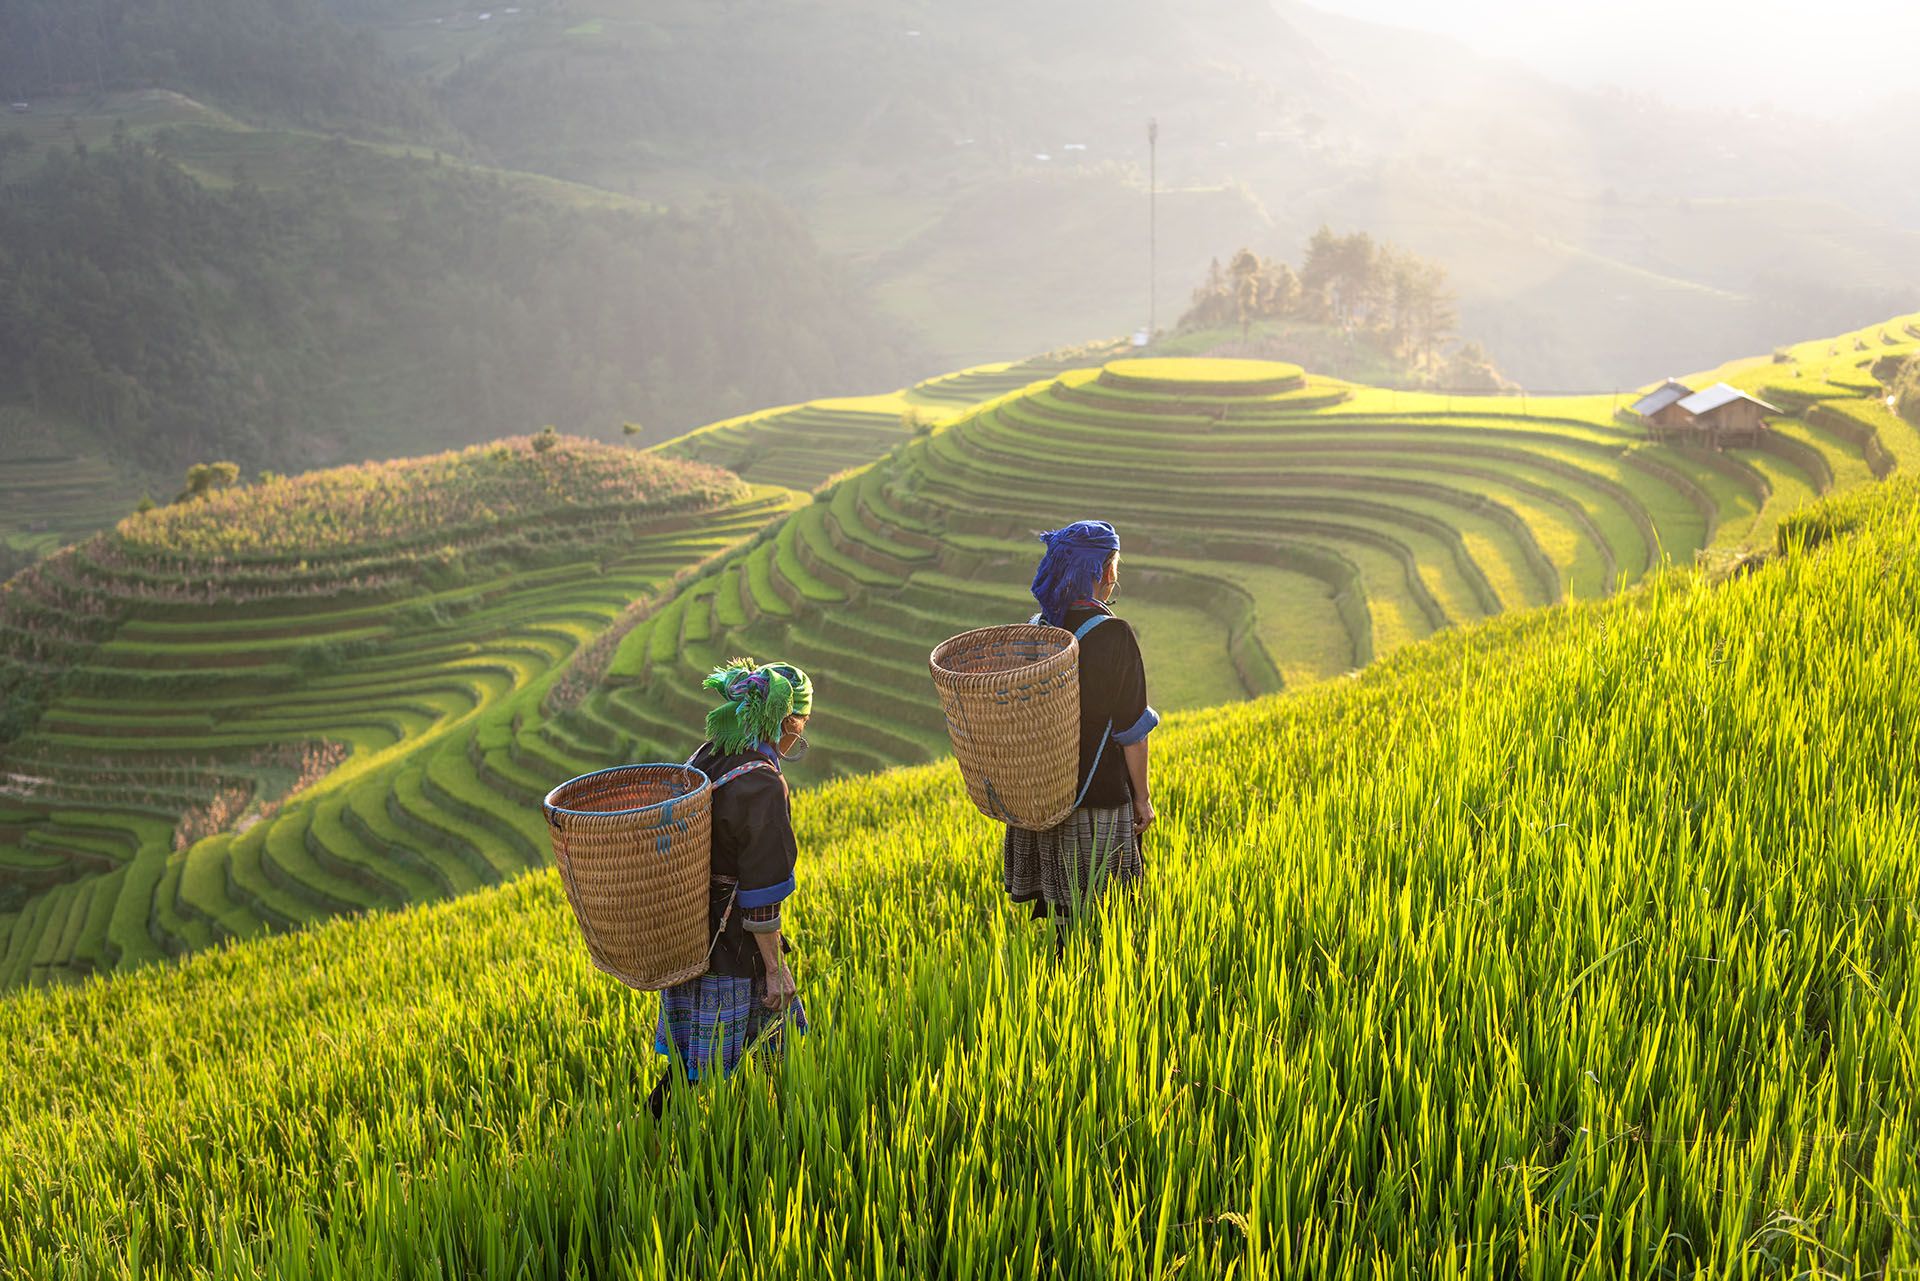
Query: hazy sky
xmin=1301 ymin=0 xmax=1918 ymax=115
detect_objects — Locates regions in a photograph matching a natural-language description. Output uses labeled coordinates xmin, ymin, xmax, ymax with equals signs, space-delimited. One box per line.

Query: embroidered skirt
xmin=1002 ymin=804 xmax=1142 ymax=918
xmin=654 ymin=972 xmax=808 ymax=1082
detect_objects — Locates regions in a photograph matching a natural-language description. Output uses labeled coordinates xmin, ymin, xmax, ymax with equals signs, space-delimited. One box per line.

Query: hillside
xmin=337 ymin=0 xmax=1920 ymax=384
xmin=0 ymin=437 xmax=784 ymax=980
xmin=0 ymin=359 xmax=1065 ymax=986
xmin=530 ymin=313 xmax=1920 ymax=791
xmin=2 ymin=471 xmax=1914 ymax=1275
xmin=0 ymin=119 xmax=923 ymax=483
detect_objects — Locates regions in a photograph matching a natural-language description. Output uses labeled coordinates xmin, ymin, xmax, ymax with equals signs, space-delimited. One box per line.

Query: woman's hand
xmin=1132 ymin=795 xmax=1155 ymax=836
xmin=762 ymin=960 xmax=798 ymax=1010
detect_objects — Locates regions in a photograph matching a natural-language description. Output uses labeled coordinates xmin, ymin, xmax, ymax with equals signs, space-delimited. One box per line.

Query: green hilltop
xmin=1 ymin=317 xmax=1917 ymax=988
xmin=2 ymin=465 xmax=1915 ymax=1275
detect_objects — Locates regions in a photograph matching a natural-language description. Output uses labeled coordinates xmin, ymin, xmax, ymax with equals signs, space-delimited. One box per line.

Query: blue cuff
xmin=1111 ymin=706 xmax=1159 ymax=746
xmin=736 ymin=877 xmax=795 ymax=909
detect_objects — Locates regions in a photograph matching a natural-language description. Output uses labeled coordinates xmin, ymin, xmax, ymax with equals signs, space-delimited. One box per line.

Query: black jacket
xmin=689 ymin=742 xmax=797 ymax=978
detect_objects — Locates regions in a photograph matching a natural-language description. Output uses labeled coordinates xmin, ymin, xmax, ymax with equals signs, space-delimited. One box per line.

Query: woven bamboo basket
xmin=542 ymin=763 xmax=712 ymax=991
xmin=929 ymin=623 xmax=1081 ymax=830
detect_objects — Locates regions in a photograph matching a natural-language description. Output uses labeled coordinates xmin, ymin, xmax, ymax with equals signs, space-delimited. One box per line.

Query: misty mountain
xmin=0 ymin=127 xmax=922 ymax=474
xmin=351 ymin=0 xmax=1919 ymax=384
xmin=3 ymin=0 xmax=1916 ymax=493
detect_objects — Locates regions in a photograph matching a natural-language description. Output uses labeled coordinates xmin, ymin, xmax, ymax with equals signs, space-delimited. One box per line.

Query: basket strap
xmin=1029 ymin=613 xmax=1113 ymax=640
xmin=712 ymin=761 xmax=777 ymax=788
xmin=1074 ymin=718 xmax=1114 ymax=810
xmin=706 ymin=882 xmax=739 ymax=968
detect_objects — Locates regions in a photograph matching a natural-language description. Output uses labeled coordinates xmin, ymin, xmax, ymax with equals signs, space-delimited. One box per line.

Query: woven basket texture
xmin=929 ymin=623 xmax=1081 ymax=830
xmin=543 ymin=763 xmax=712 ymax=991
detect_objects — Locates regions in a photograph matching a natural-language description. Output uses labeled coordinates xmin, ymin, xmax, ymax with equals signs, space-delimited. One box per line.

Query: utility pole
xmin=1147 ymin=117 xmax=1159 ymax=342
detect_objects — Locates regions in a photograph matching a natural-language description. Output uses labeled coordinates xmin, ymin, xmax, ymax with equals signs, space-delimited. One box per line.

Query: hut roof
xmin=1677 ymin=383 xmax=1781 ymax=416
xmin=1630 ymin=379 xmax=1693 ymax=417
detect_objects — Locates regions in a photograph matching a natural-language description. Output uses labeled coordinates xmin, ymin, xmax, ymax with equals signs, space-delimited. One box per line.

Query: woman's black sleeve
xmin=728 ymin=772 xmax=798 ymax=913
xmin=1107 ymin=623 xmax=1159 ymax=746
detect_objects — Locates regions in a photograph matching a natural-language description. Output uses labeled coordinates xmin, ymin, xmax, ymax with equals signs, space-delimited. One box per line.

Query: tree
xmin=1231 ymin=250 xmax=1260 ymax=339
xmin=175 ymin=460 xmax=241 ymax=503
xmin=1300 ymin=226 xmax=1381 ymax=329
xmin=1442 ymin=341 xmax=1502 ymax=390
xmin=1178 ymin=249 xmax=1299 ymax=336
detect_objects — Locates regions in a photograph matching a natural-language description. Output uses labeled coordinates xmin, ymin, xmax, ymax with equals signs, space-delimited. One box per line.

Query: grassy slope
xmin=1 ymin=474 xmax=1915 ymax=1277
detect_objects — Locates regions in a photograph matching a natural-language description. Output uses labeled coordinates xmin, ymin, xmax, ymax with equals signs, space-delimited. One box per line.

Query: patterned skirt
xmin=1002 ymin=804 xmax=1142 ymax=918
xmin=654 ymin=971 xmax=809 ymax=1082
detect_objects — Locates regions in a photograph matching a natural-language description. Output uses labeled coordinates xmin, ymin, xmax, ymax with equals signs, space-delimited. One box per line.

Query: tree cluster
xmin=1179 ymin=229 xmax=1469 ymax=378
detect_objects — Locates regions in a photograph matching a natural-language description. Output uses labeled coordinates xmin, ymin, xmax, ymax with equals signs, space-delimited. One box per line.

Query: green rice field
xmin=0 ymin=437 xmax=785 ymax=985
xmin=544 ymin=314 xmax=1920 ymax=790
xmin=2 ymin=468 xmax=1915 ymax=1277
xmin=2 ymin=316 xmax=1916 ymax=992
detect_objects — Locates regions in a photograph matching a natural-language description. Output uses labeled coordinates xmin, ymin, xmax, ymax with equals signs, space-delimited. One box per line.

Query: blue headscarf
xmin=1030 ymin=520 xmax=1121 ymax=627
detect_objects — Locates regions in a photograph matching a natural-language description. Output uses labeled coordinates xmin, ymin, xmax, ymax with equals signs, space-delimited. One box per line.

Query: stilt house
xmin=1630 ymin=379 xmax=1779 ymax=448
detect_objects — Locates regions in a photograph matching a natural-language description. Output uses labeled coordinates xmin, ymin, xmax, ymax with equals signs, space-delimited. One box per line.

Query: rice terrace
xmin=4 ymin=0 xmax=1920 ymax=1275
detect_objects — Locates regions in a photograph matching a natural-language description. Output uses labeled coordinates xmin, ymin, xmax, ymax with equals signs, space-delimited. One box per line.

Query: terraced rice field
xmin=653 ymin=345 xmax=1124 ymax=492
xmin=2 ymin=318 xmax=1916 ymax=990
xmin=536 ymin=319 xmax=1919 ymax=792
xmin=0 ymin=412 xmax=142 ymax=565
xmin=0 ymin=439 xmax=792 ymax=986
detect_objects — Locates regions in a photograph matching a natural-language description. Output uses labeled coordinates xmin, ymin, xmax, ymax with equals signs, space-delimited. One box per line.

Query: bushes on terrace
xmin=116 ymin=437 xmax=743 ymax=559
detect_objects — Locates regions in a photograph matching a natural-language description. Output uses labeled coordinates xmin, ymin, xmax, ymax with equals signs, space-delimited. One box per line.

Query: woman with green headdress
xmin=647 ymin=657 xmax=815 ymax=1117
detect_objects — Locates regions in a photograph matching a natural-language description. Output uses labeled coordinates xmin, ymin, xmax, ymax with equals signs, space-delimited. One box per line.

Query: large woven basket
xmin=543 ymin=763 xmax=712 ymax=991
xmin=929 ymin=623 xmax=1081 ymax=830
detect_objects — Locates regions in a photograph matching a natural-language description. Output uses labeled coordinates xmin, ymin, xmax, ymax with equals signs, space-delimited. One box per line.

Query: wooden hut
xmin=1630 ymin=379 xmax=1695 ymax=440
xmin=1675 ymin=383 xmax=1779 ymax=448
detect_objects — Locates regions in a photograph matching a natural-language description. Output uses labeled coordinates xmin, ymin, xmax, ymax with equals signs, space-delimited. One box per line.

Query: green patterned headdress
xmin=701 ymin=657 xmax=814 ymax=753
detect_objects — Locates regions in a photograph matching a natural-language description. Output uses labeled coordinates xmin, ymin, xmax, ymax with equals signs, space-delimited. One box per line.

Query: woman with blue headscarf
xmin=1005 ymin=520 xmax=1159 ymax=935
xmin=647 ymin=657 xmax=815 ymax=1118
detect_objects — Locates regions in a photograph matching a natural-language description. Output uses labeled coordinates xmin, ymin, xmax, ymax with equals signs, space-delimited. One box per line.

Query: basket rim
xmin=543 ymin=762 xmax=709 ymax=822
xmin=929 ymin=622 xmax=1076 ymax=682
